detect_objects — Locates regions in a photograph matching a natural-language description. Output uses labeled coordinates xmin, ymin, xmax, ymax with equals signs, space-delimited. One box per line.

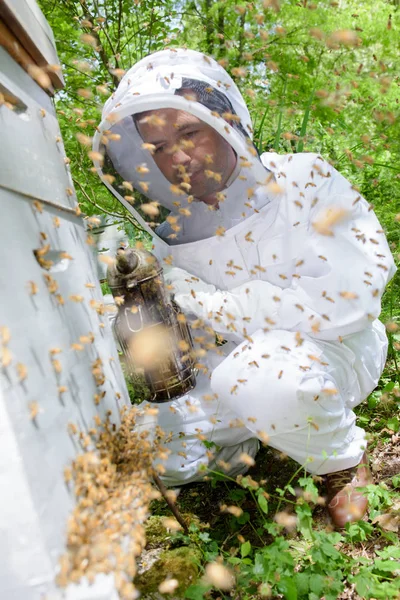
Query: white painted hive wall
xmin=0 ymin=47 xmax=130 ymax=599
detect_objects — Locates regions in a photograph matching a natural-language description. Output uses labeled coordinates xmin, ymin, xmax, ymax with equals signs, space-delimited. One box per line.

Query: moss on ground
xmin=135 ymin=546 xmax=202 ymax=598
xmin=144 ymin=516 xmax=174 ymax=549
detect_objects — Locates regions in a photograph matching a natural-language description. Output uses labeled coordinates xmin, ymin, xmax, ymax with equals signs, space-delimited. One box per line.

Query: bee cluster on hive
xmin=56 ymin=405 xmax=169 ymax=600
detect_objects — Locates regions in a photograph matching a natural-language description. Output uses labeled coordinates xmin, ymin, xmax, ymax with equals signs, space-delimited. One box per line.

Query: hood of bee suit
xmin=92 ymin=48 xmax=272 ymax=245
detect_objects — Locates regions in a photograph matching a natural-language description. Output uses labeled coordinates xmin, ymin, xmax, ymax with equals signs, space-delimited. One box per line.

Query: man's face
xmin=136 ymin=108 xmax=237 ymax=205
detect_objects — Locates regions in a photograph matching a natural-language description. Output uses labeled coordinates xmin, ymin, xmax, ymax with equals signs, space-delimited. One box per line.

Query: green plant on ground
xmin=146 ymin=439 xmax=400 ymax=599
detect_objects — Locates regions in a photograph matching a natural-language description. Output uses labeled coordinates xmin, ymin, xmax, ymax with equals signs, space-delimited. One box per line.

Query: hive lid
xmin=0 ymin=0 xmax=64 ymax=91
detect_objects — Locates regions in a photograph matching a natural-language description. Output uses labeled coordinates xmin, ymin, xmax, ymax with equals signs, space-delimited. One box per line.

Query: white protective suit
xmin=93 ymin=49 xmax=396 ymax=486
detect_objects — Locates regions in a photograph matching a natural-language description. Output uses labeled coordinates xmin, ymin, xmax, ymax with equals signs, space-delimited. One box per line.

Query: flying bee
xmin=339 ymin=291 xmax=359 ymax=300
xmin=16 ymin=362 xmax=28 ymax=381
xmin=71 ymin=343 xmax=84 ymax=351
xmin=138 ymin=114 xmax=166 ymax=128
xmin=178 ymin=207 xmax=191 ymax=217
xmin=141 ymin=143 xmax=156 ymax=154
xmin=122 ymin=181 xmax=133 ymax=192
xmin=248 ymin=360 xmax=259 ymax=368
xmin=312 ymin=206 xmax=349 ymax=236
xmin=64 ymin=467 xmax=73 ymax=484
xmin=239 ymin=452 xmax=255 ymax=466
xmin=139 ymin=182 xmax=149 ymax=193
xmin=0 ymin=326 xmax=11 ymax=345
xmin=49 ymin=348 xmax=62 ymax=356
xmin=29 ymin=401 xmax=39 ymax=420
xmin=311 ymin=320 xmax=321 ymax=333
xmin=321 ymin=387 xmax=338 ymax=395
xmin=52 ymin=359 xmax=62 ymax=374
xmin=1 ymin=346 xmax=12 ymax=367
xmin=33 ymin=200 xmax=43 ymax=213
xmin=204 ymin=170 xmax=222 ymax=182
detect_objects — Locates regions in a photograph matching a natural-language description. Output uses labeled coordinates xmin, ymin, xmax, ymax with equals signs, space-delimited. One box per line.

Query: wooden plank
xmin=0 ymin=0 xmax=64 ymax=90
xmin=0 ymin=19 xmax=57 ymax=95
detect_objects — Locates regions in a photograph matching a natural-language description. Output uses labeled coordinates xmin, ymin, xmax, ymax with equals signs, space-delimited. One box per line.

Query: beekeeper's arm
xmin=165 ymin=162 xmax=396 ymax=342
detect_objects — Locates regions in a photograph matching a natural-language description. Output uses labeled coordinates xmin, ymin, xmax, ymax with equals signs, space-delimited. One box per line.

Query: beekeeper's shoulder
xmin=260 ymin=151 xmax=326 ymax=176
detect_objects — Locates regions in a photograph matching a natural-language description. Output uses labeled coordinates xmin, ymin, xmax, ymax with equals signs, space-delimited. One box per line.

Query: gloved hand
xmin=164 ymin=266 xmax=280 ymax=343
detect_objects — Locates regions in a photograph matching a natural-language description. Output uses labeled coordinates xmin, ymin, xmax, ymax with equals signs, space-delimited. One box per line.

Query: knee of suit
xmin=210 ymin=328 xmax=358 ymax=438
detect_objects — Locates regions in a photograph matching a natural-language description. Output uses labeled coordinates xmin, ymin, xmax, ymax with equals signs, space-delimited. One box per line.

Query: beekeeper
xmin=93 ymin=48 xmax=396 ymax=527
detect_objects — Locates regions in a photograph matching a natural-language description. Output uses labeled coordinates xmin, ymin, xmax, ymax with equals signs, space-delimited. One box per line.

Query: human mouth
xmin=189 ymin=170 xmax=202 ymax=183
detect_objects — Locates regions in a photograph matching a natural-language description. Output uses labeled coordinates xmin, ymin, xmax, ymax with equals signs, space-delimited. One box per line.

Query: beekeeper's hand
xmin=164 ymin=266 xmax=279 ymax=343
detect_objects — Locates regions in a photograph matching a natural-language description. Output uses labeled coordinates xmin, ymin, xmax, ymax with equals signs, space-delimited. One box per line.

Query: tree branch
xmin=79 ymin=0 xmax=120 ymax=88
xmin=73 ymin=178 xmax=149 ymax=237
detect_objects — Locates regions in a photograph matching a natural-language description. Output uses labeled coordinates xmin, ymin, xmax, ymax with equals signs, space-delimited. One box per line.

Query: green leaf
xmin=309 ymin=573 xmax=326 ymax=596
xmin=386 ymin=417 xmax=399 ymax=432
xmin=241 ymin=540 xmax=252 ymax=558
xmin=263 ymin=521 xmax=281 ymax=536
xmin=377 ymin=546 xmax=400 ymax=560
xmin=228 ymin=488 xmax=247 ymax=502
xmin=184 ymin=583 xmax=212 ymax=600
xmin=277 ymin=575 xmax=298 ymax=600
xmin=373 ymin=559 xmax=400 ymax=573
xmin=383 ymin=381 xmax=396 ymax=393
xmin=257 ymin=493 xmax=269 ymax=515
xmin=368 ymin=392 xmax=380 ymax=409
xmin=320 ymin=541 xmax=342 ymax=560
xmin=237 ymin=511 xmax=250 ymax=525
xmin=294 ymin=572 xmax=310 ymax=595
xmin=296 ymin=502 xmax=313 ymax=539
xmin=345 ymin=520 xmax=373 ymax=541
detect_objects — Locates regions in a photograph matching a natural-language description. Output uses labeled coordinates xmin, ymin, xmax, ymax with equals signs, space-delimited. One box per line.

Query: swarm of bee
xmin=57 ymin=406 xmax=168 ymax=599
xmin=9 ymin=5 xmax=397 ymax=598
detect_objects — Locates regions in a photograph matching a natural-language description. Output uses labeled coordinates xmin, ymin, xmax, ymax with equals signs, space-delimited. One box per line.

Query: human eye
xmin=180 ymin=130 xmax=198 ymax=149
xmin=184 ymin=130 xmax=198 ymax=139
xmin=154 ymin=145 xmax=165 ymax=154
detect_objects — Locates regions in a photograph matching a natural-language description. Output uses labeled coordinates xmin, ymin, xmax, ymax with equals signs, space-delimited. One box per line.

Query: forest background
xmin=38 ymin=1 xmax=400 ymax=598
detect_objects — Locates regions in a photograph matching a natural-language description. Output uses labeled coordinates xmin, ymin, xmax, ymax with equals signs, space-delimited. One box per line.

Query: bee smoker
xmin=107 ymin=246 xmax=197 ymax=403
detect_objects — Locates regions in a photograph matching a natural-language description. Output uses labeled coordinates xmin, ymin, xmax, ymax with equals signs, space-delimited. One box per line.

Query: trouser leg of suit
xmin=134 ymin=371 xmax=260 ymax=488
xmin=211 ymin=329 xmax=381 ymax=475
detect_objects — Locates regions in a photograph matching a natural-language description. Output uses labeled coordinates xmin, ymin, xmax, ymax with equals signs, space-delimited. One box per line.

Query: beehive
xmin=0 ymin=2 xmax=131 ymax=598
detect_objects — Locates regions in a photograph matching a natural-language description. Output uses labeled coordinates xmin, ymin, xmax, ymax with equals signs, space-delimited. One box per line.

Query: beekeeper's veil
xmin=93 ymin=48 xmax=270 ymax=245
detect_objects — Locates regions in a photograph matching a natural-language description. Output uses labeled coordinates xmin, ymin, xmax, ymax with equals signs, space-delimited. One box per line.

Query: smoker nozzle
xmin=116 ymin=246 xmax=138 ymax=274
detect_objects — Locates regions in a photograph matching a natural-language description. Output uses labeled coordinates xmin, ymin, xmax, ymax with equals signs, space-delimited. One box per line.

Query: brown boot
xmin=325 ymin=452 xmax=372 ymax=529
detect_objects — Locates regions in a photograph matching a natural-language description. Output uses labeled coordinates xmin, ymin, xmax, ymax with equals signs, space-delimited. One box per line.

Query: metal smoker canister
xmin=107 ymin=246 xmax=197 ymax=402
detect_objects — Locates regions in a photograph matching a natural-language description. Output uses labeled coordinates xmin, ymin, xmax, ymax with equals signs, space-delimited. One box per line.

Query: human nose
xmin=171 ymin=146 xmax=191 ymax=167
